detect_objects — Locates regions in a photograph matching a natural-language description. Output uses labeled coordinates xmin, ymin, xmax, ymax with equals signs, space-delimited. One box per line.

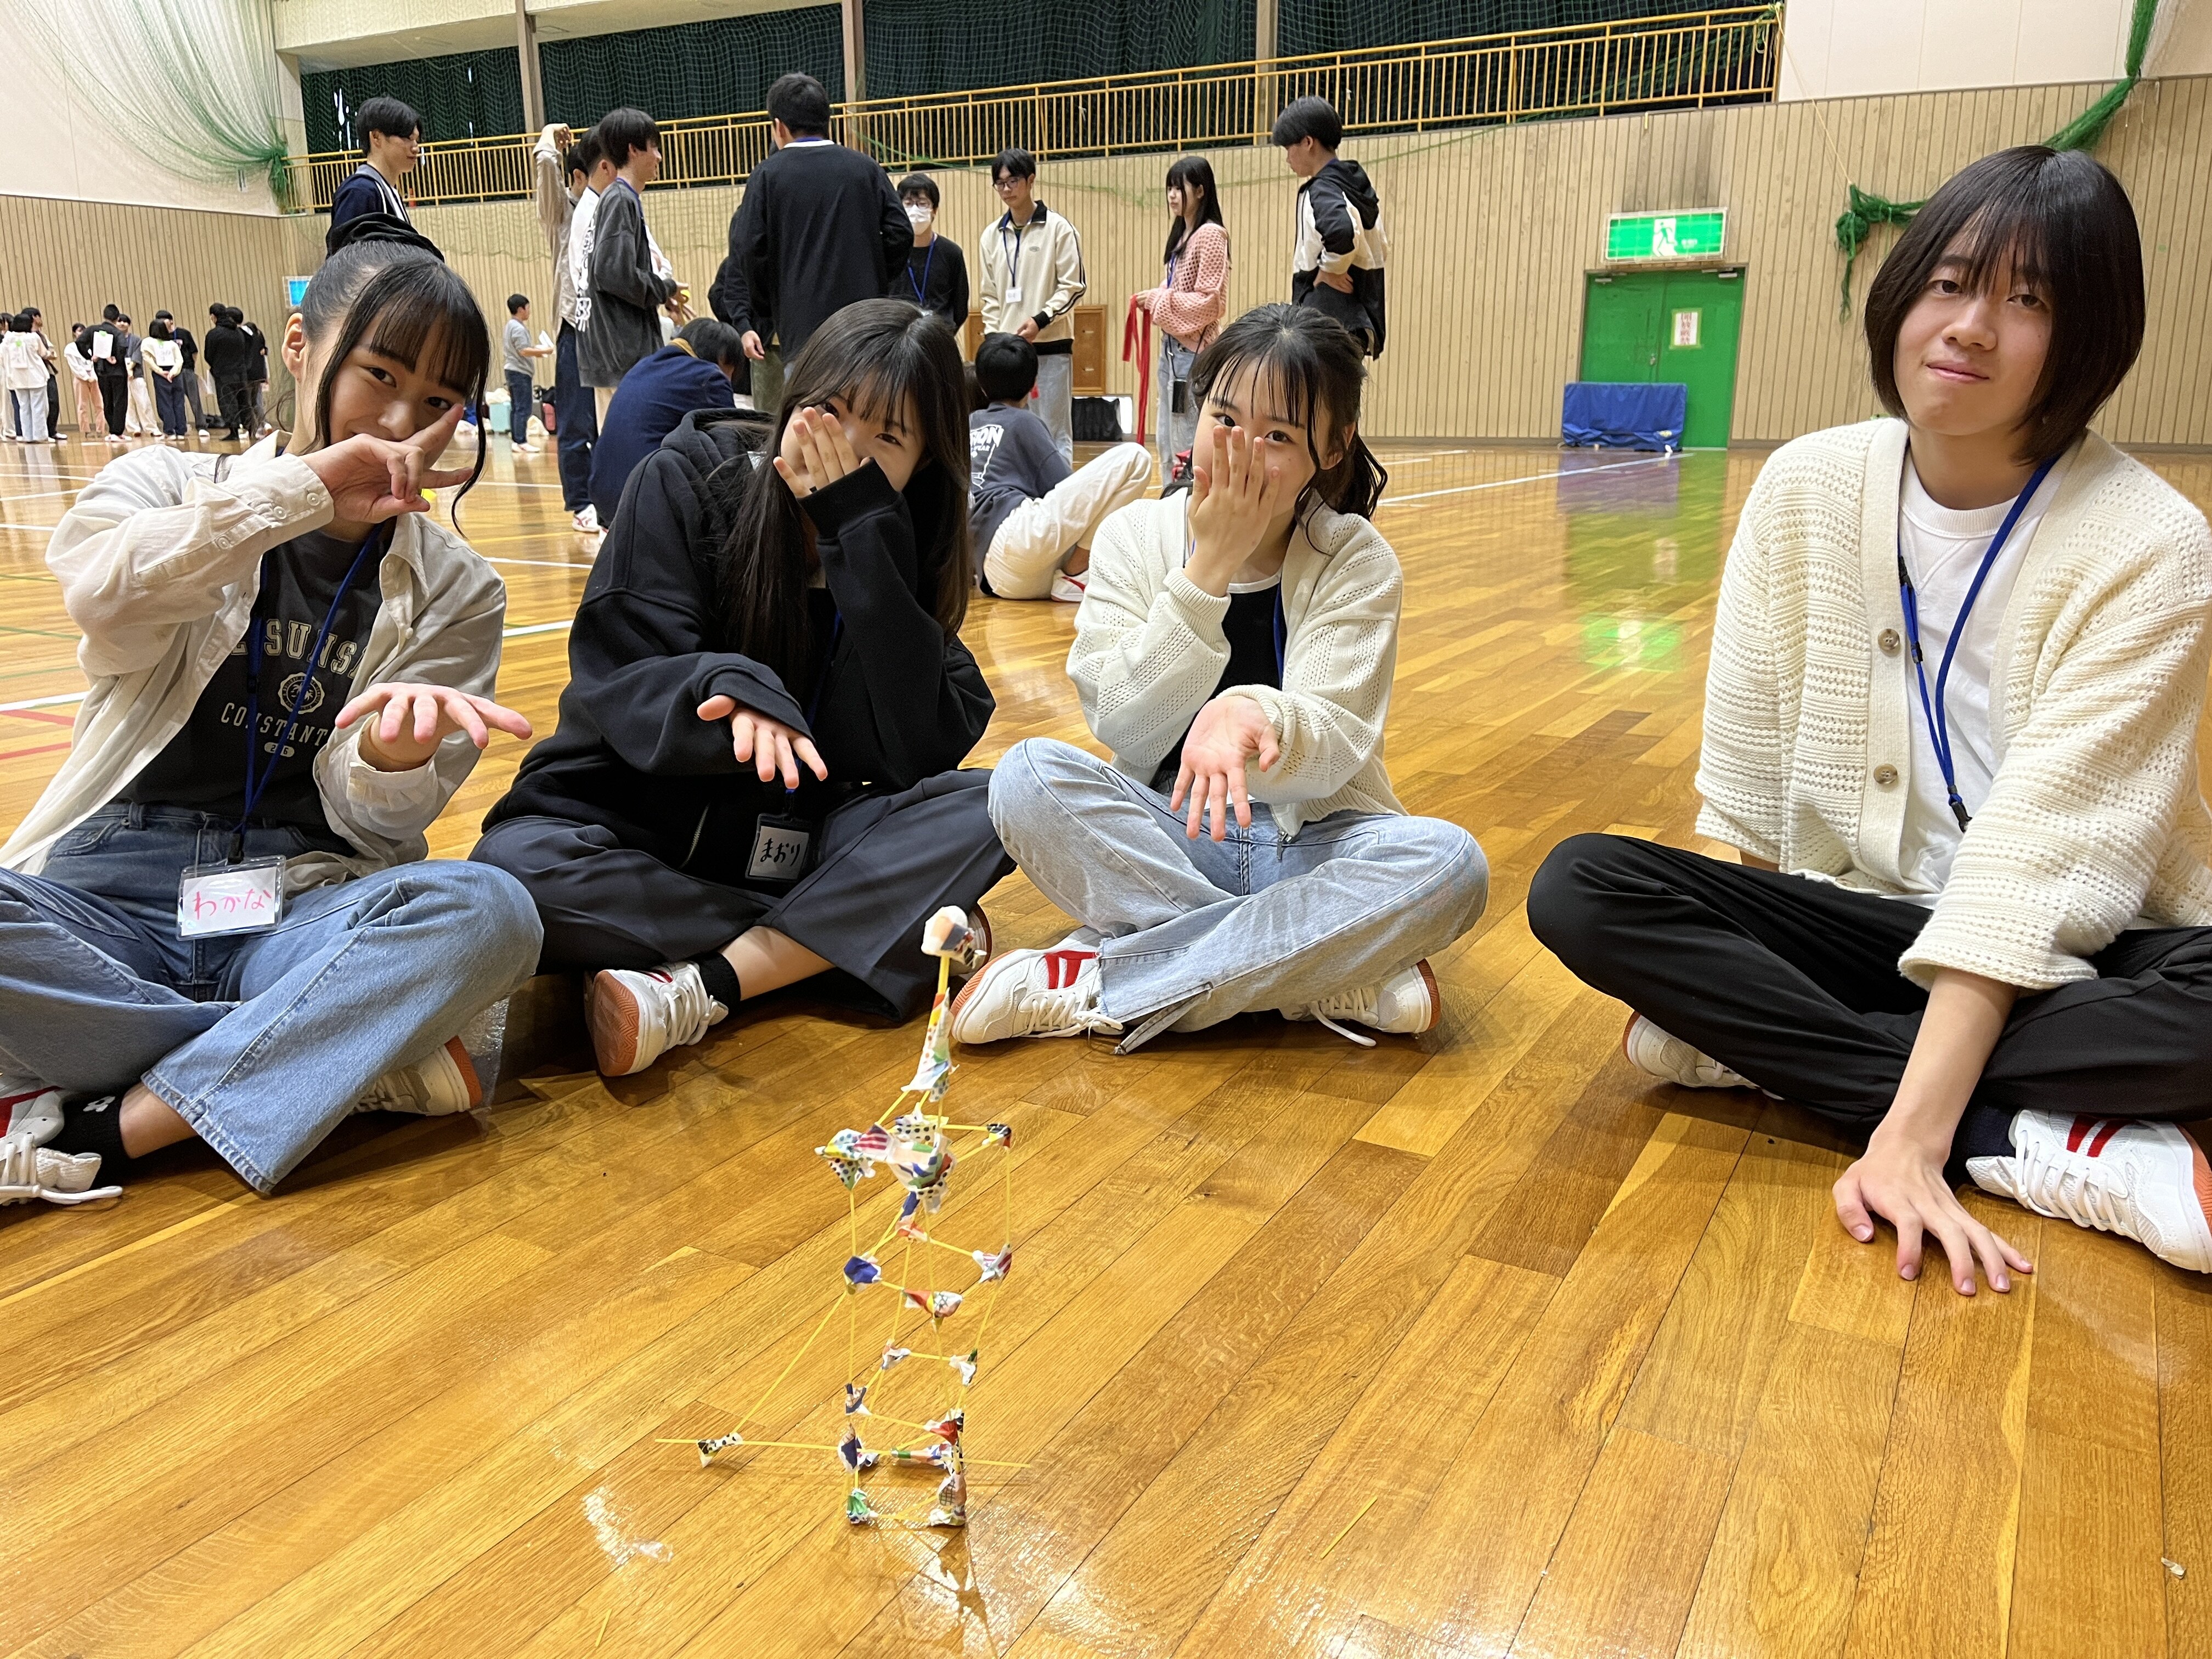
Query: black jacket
xmin=890 ymin=235 xmax=969 ymax=335
xmin=484 ymin=409 xmax=994 ymax=853
xmin=83 ymin=322 xmax=128 ymax=381
xmin=708 ymin=252 xmax=753 ymax=337
xmin=172 ymin=326 xmax=199 ymax=371
xmin=728 ymin=140 xmax=912 ymax=359
xmin=582 ymin=179 xmax=678 ymax=387
xmin=202 ymin=323 xmax=250 ymax=383
xmin=1291 ymin=158 xmax=1389 ymax=358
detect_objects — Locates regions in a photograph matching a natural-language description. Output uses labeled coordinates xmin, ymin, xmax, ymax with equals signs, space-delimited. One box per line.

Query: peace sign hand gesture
xmin=301 ymin=404 xmax=475 ymax=524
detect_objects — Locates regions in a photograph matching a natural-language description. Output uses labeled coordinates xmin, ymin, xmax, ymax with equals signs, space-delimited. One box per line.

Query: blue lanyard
xmin=1000 ymin=218 xmax=1029 ymax=300
xmin=1896 ymin=453 xmax=2057 ymax=832
xmin=906 ymin=239 xmax=936 ymax=307
xmin=235 ymin=528 xmax=383 ymax=859
xmin=1271 ymin=584 xmax=1286 ymax=680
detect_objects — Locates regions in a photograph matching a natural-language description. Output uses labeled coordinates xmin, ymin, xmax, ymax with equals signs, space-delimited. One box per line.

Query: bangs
xmin=1197 ymin=341 xmax=1322 ymax=433
xmin=362 ymin=296 xmax=485 ymax=398
xmin=842 ymin=364 xmax=924 ymax=432
xmin=1936 ymin=198 xmax=2053 ymax=297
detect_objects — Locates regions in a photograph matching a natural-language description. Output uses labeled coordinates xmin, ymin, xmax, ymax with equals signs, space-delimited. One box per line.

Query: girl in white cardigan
xmin=1531 ymin=147 xmax=2212 ymax=1290
xmin=955 ymin=304 xmax=1488 ymax=1052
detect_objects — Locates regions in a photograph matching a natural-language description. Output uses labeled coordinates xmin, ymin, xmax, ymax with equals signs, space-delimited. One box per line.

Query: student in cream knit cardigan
xmin=1532 ymin=148 xmax=2212 ymax=1289
xmin=953 ymin=305 xmax=1488 ymax=1052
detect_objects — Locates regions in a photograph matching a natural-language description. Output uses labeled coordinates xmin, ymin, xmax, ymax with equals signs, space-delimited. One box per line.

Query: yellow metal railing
xmin=279 ymin=6 xmax=1778 ymax=212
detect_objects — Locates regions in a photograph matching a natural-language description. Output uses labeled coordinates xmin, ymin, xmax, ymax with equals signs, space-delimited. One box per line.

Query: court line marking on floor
xmin=0 ymin=619 xmax=575 ymax=712
xmin=1379 ymin=452 xmax=1676 ymax=506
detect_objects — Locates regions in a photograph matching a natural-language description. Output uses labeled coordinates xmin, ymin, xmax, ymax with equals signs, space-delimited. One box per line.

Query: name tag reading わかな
xmin=747 ymin=815 xmax=814 ymax=885
xmin=178 ymin=857 xmax=285 ymax=938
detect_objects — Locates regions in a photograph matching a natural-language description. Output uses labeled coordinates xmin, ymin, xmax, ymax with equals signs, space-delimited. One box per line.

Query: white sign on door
xmin=1672 ymin=309 xmax=1701 ymax=348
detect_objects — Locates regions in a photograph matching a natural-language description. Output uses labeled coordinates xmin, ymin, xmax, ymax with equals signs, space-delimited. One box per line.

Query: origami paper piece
xmin=924 ymin=1410 xmax=964 ymax=1446
xmin=839 ymin=1430 xmax=868 ymax=1472
xmin=879 ymin=1345 xmax=913 ymax=1370
xmin=696 ymin=1431 xmax=744 ymax=1466
xmin=843 ymin=1254 xmax=882 ymax=1288
xmin=846 ymin=1487 xmax=882 ymax=1525
xmin=904 ymin=1288 xmax=963 ymax=1320
xmin=816 ymin=1148 xmax=869 ymax=1189
xmin=844 ymin=1383 xmax=869 ymax=1415
xmin=986 ymin=1122 xmax=1014 ymax=1148
xmin=885 ymin=1443 xmax=956 ymax=1469
xmin=973 ymin=1247 xmax=1012 ymax=1283
xmin=922 ymin=907 xmax=983 ymax=969
xmin=927 ymin=1467 xmax=969 ymax=1528
xmin=948 ymin=1348 xmax=979 ymax=1385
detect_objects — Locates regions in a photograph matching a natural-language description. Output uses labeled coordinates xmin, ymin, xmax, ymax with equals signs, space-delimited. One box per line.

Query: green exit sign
xmin=1606 ymin=209 xmax=1726 ymax=261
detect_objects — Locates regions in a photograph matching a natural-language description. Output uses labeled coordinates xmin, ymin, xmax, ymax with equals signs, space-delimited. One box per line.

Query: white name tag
xmin=1005 ymin=285 xmax=1022 ymax=306
xmin=746 ymin=817 xmax=814 ymax=883
xmin=178 ymin=857 xmax=285 ymax=937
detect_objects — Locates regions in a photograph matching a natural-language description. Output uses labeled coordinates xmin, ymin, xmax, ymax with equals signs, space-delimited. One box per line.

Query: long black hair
xmin=295 ymin=215 xmax=489 ymax=516
xmin=1164 ymin=155 xmax=1224 ymax=265
xmin=715 ymin=298 xmax=972 ymax=690
xmin=1189 ymin=303 xmax=1386 ymax=520
xmin=1864 ymin=145 xmax=2143 ymax=466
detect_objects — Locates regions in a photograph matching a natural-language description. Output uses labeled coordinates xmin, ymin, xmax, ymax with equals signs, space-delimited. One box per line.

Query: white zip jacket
xmin=1069 ymin=492 xmax=1407 ymax=838
xmin=1 ymin=439 xmax=509 ymax=886
xmin=1697 ymin=418 xmax=2212 ymax=990
xmin=977 ymin=202 xmax=1086 ymax=346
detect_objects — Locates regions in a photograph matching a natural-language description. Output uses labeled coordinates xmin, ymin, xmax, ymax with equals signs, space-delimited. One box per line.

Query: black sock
xmin=691 ymin=951 xmax=742 ymax=1012
xmin=48 ymin=1095 xmax=131 ymax=1171
xmin=1944 ymin=1104 xmax=2017 ymax=1189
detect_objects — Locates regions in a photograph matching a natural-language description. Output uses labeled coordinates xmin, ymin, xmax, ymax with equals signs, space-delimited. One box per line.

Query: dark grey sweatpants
xmin=471 ymin=768 xmax=1013 ymax=1021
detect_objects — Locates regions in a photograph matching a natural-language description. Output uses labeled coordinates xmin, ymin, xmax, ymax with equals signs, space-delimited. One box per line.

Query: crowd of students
xmin=2 ymin=304 xmax=272 ymax=445
xmin=3 ymin=120 xmax=2209 ymax=1309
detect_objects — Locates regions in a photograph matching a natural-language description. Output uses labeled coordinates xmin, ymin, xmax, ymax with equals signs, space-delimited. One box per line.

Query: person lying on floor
xmin=968 ymin=331 xmax=1153 ymax=602
xmin=1528 ymin=145 xmax=2212 ymax=1291
xmin=951 ymin=303 xmax=1487 ymax=1052
xmin=0 ymin=221 xmax=543 ymax=1208
xmin=473 ymin=298 xmax=1012 ymax=1076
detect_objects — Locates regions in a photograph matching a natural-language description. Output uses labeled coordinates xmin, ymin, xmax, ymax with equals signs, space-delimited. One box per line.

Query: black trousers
xmin=214 ymin=377 xmax=249 ymax=437
xmin=471 ymin=769 xmax=1014 ymax=1021
xmin=1529 ymin=832 xmax=2212 ymax=1147
xmin=97 ymin=373 xmax=128 ymax=436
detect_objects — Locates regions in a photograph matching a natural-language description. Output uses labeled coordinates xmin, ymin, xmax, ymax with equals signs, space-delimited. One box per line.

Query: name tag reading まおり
xmin=747 ymin=814 xmax=814 ymax=887
xmin=177 ymin=857 xmax=286 ymax=937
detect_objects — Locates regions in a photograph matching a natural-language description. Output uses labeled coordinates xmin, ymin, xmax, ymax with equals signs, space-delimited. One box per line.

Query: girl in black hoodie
xmin=475 ymin=298 xmax=1011 ymax=1075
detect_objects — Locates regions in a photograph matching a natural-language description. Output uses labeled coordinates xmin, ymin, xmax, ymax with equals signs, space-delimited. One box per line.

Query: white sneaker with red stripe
xmin=1 ymin=1079 xmax=122 ymax=1207
xmin=588 ymin=961 xmax=728 ymax=1077
xmin=1967 ymin=1111 xmax=2212 ymax=1273
xmin=1290 ymin=961 xmax=1441 ymax=1047
xmin=947 ymin=946 xmax=1123 ymax=1045
xmin=1621 ymin=1014 xmax=1755 ymax=1090
xmin=356 ymin=1037 xmax=484 ymax=1116
xmin=1049 ymin=571 xmax=1088 ymax=604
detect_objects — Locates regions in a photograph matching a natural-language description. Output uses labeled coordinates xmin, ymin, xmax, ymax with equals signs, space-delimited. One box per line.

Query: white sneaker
xmin=1049 ymin=572 xmax=1088 ymax=603
xmin=588 ymin=962 xmax=727 ymax=1077
xmin=512 ymin=443 xmax=540 ymax=457
xmin=1622 ymin=1014 xmax=1754 ymax=1090
xmin=0 ymin=1080 xmax=121 ymax=1207
xmin=1290 ymin=961 xmax=1440 ymax=1047
xmin=947 ymin=947 xmax=1122 ymax=1045
xmin=571 ymin=505 xmax=600 ymax=534
xmin=356 ymin=1036 xmax=484 ymax=1115
xmin=1968 ymin=1111 xmax=2212 ymax=1274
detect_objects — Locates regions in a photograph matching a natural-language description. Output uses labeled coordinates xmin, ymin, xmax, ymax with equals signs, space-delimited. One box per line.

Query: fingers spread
xmin=794 ymin=736 xmax=829 ymax=781
xmin=1833 ymin=1177 xmax=1877 ymax=1244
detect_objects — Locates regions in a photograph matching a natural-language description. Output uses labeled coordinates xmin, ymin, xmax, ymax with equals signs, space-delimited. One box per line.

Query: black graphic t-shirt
xmin=1152 ymin=576 xmax=1283 ymax=793
xmin=126 ymin=529 xmax=385 ymax=844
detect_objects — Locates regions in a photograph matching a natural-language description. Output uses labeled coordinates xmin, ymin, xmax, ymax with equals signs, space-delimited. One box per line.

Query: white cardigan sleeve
xmin=1902 ymin=521 xmax=2212 ymax=990
xmin=1694 ymin=475 xmax=1788 ymax=863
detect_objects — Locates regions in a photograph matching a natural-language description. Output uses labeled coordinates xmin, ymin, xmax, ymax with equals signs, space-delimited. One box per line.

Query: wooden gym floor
xmin=3 ymin=427 xmax=2211 ymax=1659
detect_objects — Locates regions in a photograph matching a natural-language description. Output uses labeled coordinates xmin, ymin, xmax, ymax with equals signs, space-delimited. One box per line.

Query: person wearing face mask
xmin=0 ymin=221 xmax=543 ymax=1209
xmin=473 ymin=298 xmax=1010 ymax=1079
xmin=890 ymin=173 xmax=968 ymax=334
xmin=1530 ymin=148 xmax=2212 ymax=1292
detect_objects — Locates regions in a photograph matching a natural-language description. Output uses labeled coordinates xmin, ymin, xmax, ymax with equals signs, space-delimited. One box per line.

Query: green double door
xmin=1579 ymin=267 xmax=1745 ymax=448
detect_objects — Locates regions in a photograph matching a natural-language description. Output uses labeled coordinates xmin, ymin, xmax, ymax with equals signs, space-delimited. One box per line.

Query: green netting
xmin=540 ymin=6 xmax=844 ymax=126
xmin=1279 ymin=0 xmax=1705 ymax=57
xmin=862 ymin=0 xmax=1251 ymax=100
xmin=302 ymin=49 xmax=524 ymax=154
xmin=25 ymin=0 xmax=289 ymax=196
xmin=1833 ymin=0 xmax=2163 ymax=315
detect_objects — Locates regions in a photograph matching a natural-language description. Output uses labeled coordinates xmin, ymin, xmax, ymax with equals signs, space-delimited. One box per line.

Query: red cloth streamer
xmin=1121 ymin=296 xmax=1153 ymax=445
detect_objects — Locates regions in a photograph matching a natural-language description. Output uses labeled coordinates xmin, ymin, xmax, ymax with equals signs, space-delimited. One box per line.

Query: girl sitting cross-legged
xmin=951 ymin=303 xmax=1488 ymax=1053
xmin=472 ymin=298 xmax=1013 ymax=1076
xmin=1530 ymin=147 xmax=2212 ymax=1291
xmin=0 ymin=221 xmax=544 ymax=1207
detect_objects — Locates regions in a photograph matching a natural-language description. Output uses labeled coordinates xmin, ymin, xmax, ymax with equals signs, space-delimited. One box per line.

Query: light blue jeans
xmin=0 ymin=804 xmax=542 ymax=1194
xmin=1155 ymin=336 xmax=1197 ymax=477
xmin=989 ymin=738 xmax=1488 ymax=1051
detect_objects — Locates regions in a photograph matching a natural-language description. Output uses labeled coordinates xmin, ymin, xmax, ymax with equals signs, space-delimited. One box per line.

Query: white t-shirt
xmin=1891 ymin=453 xmax=2064 ymax=899
xmin=0 ymin=331 xmax=46 ymax=390
xmin=569 ymin=185 xmax=602 ymax=331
